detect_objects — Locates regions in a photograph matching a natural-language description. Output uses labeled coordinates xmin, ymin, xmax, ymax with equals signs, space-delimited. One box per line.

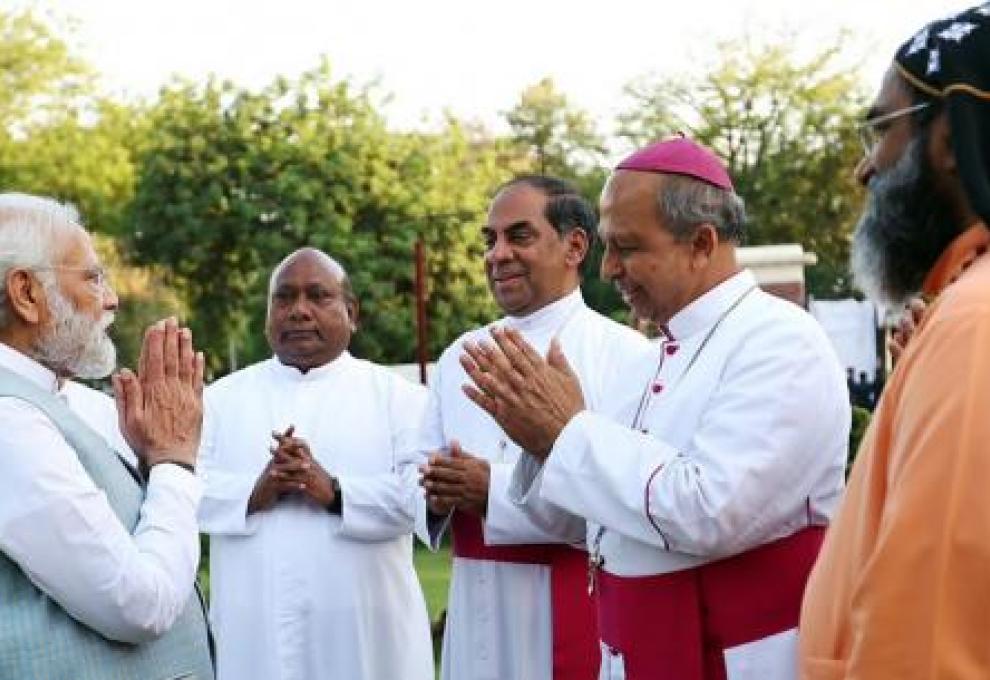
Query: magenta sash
xmin=597 ymin=526 xmax=826 ymax=680
xmin=452 ymin=510 xmax=600 ymax=680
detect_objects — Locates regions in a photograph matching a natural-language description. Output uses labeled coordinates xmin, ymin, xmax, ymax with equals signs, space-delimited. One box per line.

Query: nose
xmin=486 ymin=234 xmax=513 ymax=266
xmin=854 ymin=155 xmax=875 ymax=187
xmin=102 ymin=285 xmax=119 ymax=313
xmin=288 ymin=296 xmax=313 ymax=321
xmin=600 ymin=244 xmax=621 ymax=282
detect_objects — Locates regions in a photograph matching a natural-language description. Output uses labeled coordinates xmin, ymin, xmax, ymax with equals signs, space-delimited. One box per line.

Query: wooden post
xmin=414 ymin=239 xmax=428 ymax=385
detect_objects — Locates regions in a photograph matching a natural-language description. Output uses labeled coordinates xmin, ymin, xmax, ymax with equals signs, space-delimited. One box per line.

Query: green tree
xmin=0 ymin=8 xmax=175 ymax=362
xmin=617 ymin=37 xmax=868 ymax=297
xmin=0 ymin=9 xmax=90 ymax=129
xmin=127 ymin=65 xmax=512 ymax=374
xmin=0 ymin=7 xmax=149 ymax=235
xmin=93 ymin=233 xmax=185 ymax=370
xmin=380 ymin=120 xmax=514 ymax=359
xmin=504 ymin=77 xmax=607 ymax=193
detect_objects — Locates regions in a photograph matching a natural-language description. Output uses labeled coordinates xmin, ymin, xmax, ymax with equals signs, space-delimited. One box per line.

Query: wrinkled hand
xmin=418 ymin=441 xmax=490 ymax=517
xmin=889 ymin=297 xmax=927 ymax=364
xmin=460 ymin=328 xmax=583 ymax=460
xmin=113 ymin=317 xmax=205 ymax=469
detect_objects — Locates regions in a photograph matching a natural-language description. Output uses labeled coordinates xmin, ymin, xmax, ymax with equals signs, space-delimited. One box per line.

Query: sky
xmin=22 ymin=0 xmax=972 ymax=132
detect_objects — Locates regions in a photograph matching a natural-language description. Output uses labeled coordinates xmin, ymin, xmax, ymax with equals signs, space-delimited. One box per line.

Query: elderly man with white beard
xmin=799 ymin=5 xmax=990 ymax=679
xmin=0 ymin=193 xmax=214 ymax=679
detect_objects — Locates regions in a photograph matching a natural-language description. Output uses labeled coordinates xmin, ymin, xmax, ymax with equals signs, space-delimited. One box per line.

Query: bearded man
xmin=800 ymin=5 xmax=990 ymax=679
xmin=0 ymin=193 xmax=213 ymax=679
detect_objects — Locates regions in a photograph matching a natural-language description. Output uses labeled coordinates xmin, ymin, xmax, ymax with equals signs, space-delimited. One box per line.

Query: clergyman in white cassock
xmin=418 ymin=176 xmax=650 ymax=680
xmin=198 ymin=249 xmax=433 ymax=680
xmin=461 ymin=141 xmax=850 ymax=680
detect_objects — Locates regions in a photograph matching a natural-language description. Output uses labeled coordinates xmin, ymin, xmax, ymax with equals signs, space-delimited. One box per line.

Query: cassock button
xmin=665 ymin=343 xmax=679 ymax=356
xmin=651 ymin=382 xmax=664 ymax=394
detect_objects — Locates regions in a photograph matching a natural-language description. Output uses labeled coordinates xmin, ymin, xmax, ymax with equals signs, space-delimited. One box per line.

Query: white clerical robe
xmin=420 ymin=288 xmax=651 ymax=680
xmin=198 ymin=353 xmax=433 ymax=680
xmin=512 ymin=270 xmax=850 ymax=680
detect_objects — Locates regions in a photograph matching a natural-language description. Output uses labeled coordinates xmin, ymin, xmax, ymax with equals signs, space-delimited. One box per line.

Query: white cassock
xmin=512 ymin=270 xmax=850 ymax=680
xmin=420 ymin=288 xmax=650 ymax=680
xmin=198 ymin=352 xmax=434 ymax=680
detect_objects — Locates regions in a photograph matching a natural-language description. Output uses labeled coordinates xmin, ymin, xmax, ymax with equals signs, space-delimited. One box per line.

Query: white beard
xmin=33 ymin=279 xmax=116 ymax=379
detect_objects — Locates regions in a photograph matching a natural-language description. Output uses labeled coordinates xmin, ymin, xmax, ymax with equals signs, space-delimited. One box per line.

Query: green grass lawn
xmin=414 ymin=542 xmax=451 ymax=675
xmin=414 ymin=541 xmax=451 ymax=623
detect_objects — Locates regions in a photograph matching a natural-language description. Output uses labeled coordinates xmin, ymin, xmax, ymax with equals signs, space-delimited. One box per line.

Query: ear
xmin=4 ymin=268 xmax=46 ymax=326
xmin=689 ymin=224 xmax=719 ymax=268
xmin=928 ymin=113 xmax=956 ymax=174
xmin=346 ymin=298 xmax=360 ymax=333
xmin=563 ymin=229 xmax=590 ymax=268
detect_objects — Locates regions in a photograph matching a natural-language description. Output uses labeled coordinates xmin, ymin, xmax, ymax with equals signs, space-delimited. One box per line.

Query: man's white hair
xmin=0 ymin=193 xmax=82 ymax=328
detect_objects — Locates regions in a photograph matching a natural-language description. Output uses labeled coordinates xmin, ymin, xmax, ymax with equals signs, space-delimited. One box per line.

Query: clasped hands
xmin=419 ymin=327 xmax=584 ymax=517
xmin=461 ymin=327 xmax=584 ymax=461
xmin=247 ymin=426 xmax=338 ymax=515
xmin=112 ymin=317 xmax=205 ymax=472
xmin=419 ymin=441 xmax=491 ymax=518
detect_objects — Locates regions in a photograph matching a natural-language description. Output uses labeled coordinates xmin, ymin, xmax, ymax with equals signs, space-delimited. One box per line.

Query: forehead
xmin=58 ymin=226 xmax=97 ymax=266
xmin=599 ymin=171 xmax=673 ymax=242
xmin=273 ymin=255 xmax=343 ymax=289
xmin=485 ymin=184 xmax=551 ymax=230
xmin=600 ymin=171 xmax=660 ymax=222
xmin=871 ymin=67 xmax=913 ymax=115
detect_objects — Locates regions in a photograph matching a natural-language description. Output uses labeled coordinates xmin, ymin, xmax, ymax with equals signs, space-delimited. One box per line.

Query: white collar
xmin=667 ymin=270 xmax=757 ymax=341
xmin=503 ymin=287 xmax=585 ymax=333
xmin=0 ymin=341 xmax=59 ymax=393
xmin=268 ymin=351 xmax=354 ymax=383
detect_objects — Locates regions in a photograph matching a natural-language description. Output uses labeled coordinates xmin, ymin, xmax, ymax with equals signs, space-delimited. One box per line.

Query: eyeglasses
xmin=857 ymin=102 xmax=932 ymax=156
xmin=32 ymin=265 xmax=111 ymax=290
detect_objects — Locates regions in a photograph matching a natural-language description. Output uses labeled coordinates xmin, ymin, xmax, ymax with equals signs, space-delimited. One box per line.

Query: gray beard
xmin=851 ymin=135 xmax=960 ymax=310
xmin=33 ymin=278 xmax=116 ymax=379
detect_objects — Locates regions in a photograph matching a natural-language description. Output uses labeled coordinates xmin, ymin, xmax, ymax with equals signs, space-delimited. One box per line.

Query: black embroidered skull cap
xmin=895 ymin=3 xmax=990 ymax=224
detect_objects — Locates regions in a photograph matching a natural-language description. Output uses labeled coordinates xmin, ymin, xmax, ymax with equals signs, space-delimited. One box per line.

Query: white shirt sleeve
xmin=196 ymin=393 xmax=262 ymax=536
xmin=337 ymin=375 xmax=429 ymax=542
xmin=485 ymin=461 xmax=585 ymax=545
xmin=0 ymin=398 xmax=202 ymax=644
xmin=539 ymin=330 xmax=848 ymax=558
xmin=414 ymin=364 xmax=453 ymax=550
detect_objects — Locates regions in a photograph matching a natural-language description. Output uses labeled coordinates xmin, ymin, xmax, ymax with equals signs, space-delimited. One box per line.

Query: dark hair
xmin=655 ymin=174 xmax=747 ymax=244
xmin=496 ymin=175 xmax=597 ymax=237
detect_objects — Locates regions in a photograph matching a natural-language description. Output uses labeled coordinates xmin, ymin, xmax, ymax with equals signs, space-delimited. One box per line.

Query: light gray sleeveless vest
xmin=0 ymin=365 xmax=214 ymax=680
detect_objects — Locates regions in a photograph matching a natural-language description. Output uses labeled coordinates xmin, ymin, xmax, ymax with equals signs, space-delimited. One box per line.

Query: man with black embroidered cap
xmin=799 ymin=4 xmax=990 ymax=679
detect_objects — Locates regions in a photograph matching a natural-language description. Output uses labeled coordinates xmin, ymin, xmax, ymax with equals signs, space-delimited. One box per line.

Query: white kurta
xmin=0 ymin=343 xmax=201 ymax=644
xmin=61 ymin=380 xmax=137 ymax=467
xmin=198 ymin=353 xmax=433 ymax=680
xmin=512 ymin=270 xmax=850 ymax=679
xmin=419 ymin=288 xmax=650 ymax=680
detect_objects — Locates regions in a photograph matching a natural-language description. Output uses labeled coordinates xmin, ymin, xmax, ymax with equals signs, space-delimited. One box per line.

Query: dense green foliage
xmin=1 ymin=9 xmax=872 ymax=374
xmin=618 ymin=37 xmax=868 ymax=297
